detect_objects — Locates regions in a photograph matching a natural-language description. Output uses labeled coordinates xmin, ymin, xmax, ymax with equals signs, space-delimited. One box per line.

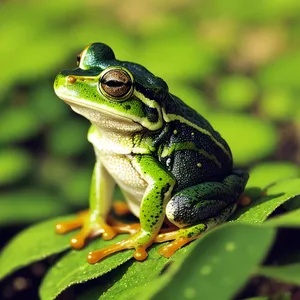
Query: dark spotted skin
xmin=166 ymin=170 xmax=249 ymax=225
xmin=149 ymin=93 xmax=233 ymax=193
xmin=155 ymin=120 xmax=233 ymax=192
xmin=140 ymin=92 xmax=247 ymax=227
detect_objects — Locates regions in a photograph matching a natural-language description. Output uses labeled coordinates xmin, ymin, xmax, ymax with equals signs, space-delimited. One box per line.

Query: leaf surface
xmin=40 ymin=235 xmax=133 ymax=300
xmin=0 ymin=216 xmax=74 ymax=280
xmin=257 ymin=263 xmax=300 ymax=286
xmin=135 ymin=223 xmax=275 ymax=300
xmin=233 ymin=178 xmax=300 ymax=223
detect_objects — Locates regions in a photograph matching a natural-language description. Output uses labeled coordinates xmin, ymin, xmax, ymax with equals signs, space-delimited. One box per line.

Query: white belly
xmin=95 ymin=147 xmax=147 ymax=218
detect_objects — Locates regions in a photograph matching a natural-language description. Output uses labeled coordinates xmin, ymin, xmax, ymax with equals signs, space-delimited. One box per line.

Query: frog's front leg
xmin=87 ymin=155 xmax=176 ymax=264
xmin=56 ymin=159 xmax=118 ymax=248
xmin=156 ymin=171 xmax=249 ymax=257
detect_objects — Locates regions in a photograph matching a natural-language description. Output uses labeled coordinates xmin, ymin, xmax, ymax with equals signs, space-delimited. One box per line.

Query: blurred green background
xmin=0 ymin=0 xmax=300 ymax=229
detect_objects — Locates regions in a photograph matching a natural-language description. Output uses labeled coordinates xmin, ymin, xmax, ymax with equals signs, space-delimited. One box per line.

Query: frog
xmin=54 ymin=43 xmax=249 ymax=264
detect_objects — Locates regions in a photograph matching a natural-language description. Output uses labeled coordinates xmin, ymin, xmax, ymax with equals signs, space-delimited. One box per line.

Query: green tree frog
xmin=54 ymin=43 xmax=249 ymax=263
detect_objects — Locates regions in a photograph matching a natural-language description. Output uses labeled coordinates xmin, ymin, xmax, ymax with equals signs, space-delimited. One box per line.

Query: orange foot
xmin=87 ymin=229 xmax=162 ymax=264
xmin=238 ymin=194 xmax=252 ymax=206
xmin=87 ymin=226 xmax=193 ymax=264
xmin=238 ymin=190 xmax=268 ymax=207
xmin=55 ymin=210 xmax=140 ymax=250
xmin=155 ymin=230 xmax=198 ymax=258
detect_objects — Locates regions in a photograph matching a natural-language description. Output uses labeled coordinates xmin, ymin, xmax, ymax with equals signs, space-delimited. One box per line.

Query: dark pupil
xmin=100 ymin=70 xmax=132 ymax=98
xmin=104 ymin=80 xmax=126 ymax=87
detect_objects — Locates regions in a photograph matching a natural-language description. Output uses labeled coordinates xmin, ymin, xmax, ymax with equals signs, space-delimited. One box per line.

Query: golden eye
xmin=99 ymin=69 xmax=133 ymax=99
xmin=76 ymin=53 xmax=82 ymax=66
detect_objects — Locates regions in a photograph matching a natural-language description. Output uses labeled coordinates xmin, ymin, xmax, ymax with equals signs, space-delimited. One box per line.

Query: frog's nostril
xmin=67 ymin=76 xmax=76 ymax=84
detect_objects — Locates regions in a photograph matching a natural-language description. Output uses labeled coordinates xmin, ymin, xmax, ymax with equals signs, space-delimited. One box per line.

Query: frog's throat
xmin=60 ymin=96 xmax=138 ymax=124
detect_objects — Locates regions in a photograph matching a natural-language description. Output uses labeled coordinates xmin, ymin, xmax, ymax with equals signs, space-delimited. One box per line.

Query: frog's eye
xmin=99 ymin=69 xmax=133 ymax=100
xmin=76 ymin=53 xmax=82 ymax=67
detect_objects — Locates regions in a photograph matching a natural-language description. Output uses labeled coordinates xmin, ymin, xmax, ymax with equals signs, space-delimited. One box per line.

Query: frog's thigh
xmin=157 ymin=204 xmax=235 ymax=258
xmin=166 ymin=181 xmax=236 ymax=228
xmin=166 ymin=171 xmax=248 ymax=227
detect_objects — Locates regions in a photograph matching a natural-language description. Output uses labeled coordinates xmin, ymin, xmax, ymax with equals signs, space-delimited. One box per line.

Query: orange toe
xmin=107 ymin=216 xmax=140 ymax=235
xmin=70 ymin=235 xmax=86 ymax=249
xmin=158 ymin=236 xmax=197 ymax=258
xmin=55 ymin=210 xmax=120 ymax=250
xmin=100 ymin=223 xmax=117 ymax=240
xmin=55 ymin=220 xmax=82 ymax=234
xmin=55 ymin=210 xmax=89 ymax=234
xmin=86 ymin=231 xmax=154 ymax=264
xmin=112 ymin=201 xmax=131 ymax=216
xmin=154 ymin=230 xmax=178 ymax=243
xmin=134 ymin=247 xmax=148 ymax=261
xmin=238 ymin=194 xmax=252 ymax=206
xmin=87 ymin=239 xmax=130 ymax=264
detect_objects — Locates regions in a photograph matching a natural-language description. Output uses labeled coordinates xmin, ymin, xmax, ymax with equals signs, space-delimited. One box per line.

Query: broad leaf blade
xmin=39 ymin=235 xmax=133 ymax=300
xmin=247 ymin=162 xmax=300 ymax=189
xmin=99 ymin=247 xmax=168 ymax=300
xmin=0 ymin=191 xmax=68 ymax=226
xmin=136 ymin=223 xmax=275 ymax=300
xmin=232 ymin=178 xmax=300 ymax=223
xmin=265 ymin=209 xmax=300 ymax=228
xmin=0 ymin=216 xmax=74 ymax=280
xmin=257 ymin=263 xmax=300 ymax=286
xmin=100 ymin=244 xmax=193 ymax=300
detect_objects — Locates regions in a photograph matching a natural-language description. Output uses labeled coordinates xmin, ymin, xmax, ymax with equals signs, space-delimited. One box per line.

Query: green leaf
xmin=0 ymin=216 xmax=74 ymax=281
xmin=48 ymin=119 xmax=89 ymax=156
xmin=216 ymin=75 xmax=258 ymax=111
xmin=60 ymin=168 xmax=91 ymax=206
xmin=30 ymin=84 xmax=68 ymax=124
xmin=208 ymin=113 xmax=278 ymax=165
xmin=264 ymin=209 xmax=300 ymax=228
xmin=170 ymin=84 xmax=209 ymax=115
xmin=138 ymin=34 xmax=219 ymax=82
xmin=257 ymin=263 xmax=300 ymax=286
xmin=0 ymin=148 xmax=32 ymax=185
xmin=260 ymin=89 xmax=297 ymax=121
xmin=0 ymin=191 xmax=68 ymax=226
xmin=136 ymin=223 xmax=275 ymax=300
xmin=233 ymin=178 xmax=300 ymax=223
xmin=258 ymin=52 xmax=300 ymax=90
xmin=39 ymin=235 xmax=133 ymax=300
xmin=196 ymin=0 xmax=300 ymax=21
xmin=38 ymin=158 xmax=75 ymax=187
xmin=247 ymin=162 xmax=300 ymax=189
xmin=0 ymin=107 xmax=40 ymax=144
xmin=100 ymin=244 xmax=193 ymax=300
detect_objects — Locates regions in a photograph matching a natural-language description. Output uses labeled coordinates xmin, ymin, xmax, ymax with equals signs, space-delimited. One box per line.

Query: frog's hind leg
xmin=157 ymin=171 xmax=248 ymax=257
xmin=156 ymin=204 xmax=235 ymax=258
xmin=166 ymin=171 xmax=248 ymax=228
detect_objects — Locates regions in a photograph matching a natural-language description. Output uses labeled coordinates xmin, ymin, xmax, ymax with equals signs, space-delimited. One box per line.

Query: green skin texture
xmin=54 ymin=43 xmax=249 ymax=254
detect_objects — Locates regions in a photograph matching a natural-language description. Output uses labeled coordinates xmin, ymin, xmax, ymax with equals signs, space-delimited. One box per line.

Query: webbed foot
xmin=156 ymin=204 xmax=236 ymax=258
xmin=87 ymin=230 xmax=153 ymax=264
xmin=55 ymin=210 xmax=140 ymax=249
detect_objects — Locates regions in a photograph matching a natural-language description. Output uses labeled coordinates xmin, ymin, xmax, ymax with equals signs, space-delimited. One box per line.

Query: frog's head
xmin=54 ymin=43 xmax=168 ymax=132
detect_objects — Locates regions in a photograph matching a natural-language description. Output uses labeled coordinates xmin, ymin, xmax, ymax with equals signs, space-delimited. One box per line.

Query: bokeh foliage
xmin=0 ymin=0 xmax=300 ymax=299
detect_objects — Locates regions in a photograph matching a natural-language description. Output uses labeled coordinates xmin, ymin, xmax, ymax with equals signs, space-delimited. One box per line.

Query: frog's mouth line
xmin=57 ymin=94 xmax=136 ymax=124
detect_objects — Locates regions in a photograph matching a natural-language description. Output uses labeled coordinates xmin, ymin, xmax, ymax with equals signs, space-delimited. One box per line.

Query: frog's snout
xmin=53 ymin=74 xmax=60 ymax=92
xmin=54 ymin=73 xmax=76 ymax=95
